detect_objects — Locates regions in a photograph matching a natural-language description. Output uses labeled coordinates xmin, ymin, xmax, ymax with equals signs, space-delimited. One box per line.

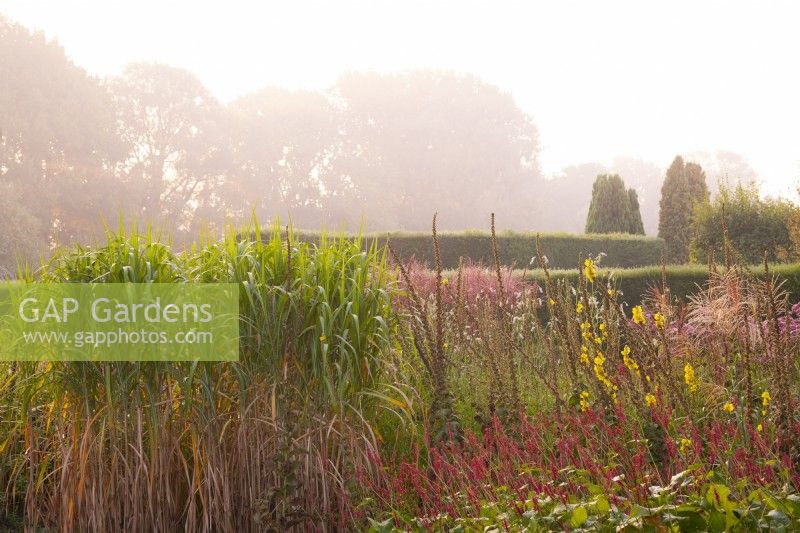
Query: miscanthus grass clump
xmin=0 ymin=219 xmax=394 ymax=531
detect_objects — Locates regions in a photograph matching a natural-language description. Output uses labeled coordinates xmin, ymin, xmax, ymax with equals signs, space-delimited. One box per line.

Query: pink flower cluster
xmin=394 ymin=259 xmax=535 ymax=309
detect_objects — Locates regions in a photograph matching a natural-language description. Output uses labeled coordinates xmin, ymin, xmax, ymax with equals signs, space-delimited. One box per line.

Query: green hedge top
xmin=286 ymin=230 xmax=665 ymax=270
xmin=518 ymin=263 xmax=800 ymax=306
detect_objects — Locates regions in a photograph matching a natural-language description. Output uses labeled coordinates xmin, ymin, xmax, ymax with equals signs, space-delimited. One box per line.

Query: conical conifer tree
xmin=658 ymin=156 xmax=708 ymax=262
xmin=585 ymin=174 xmax=645 ymax=235
xmin=626 ymin=188 xmax=645 ymax=235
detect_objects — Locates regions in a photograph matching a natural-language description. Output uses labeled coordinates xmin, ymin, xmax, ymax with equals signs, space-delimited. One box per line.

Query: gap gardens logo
xmin=0 ymin=283 xmax=239 ymax=361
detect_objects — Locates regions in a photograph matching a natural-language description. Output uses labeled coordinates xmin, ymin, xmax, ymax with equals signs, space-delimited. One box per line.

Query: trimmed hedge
xmin=521 ymin=263 xmax=800 ymax=306
xmin=4 ymin=264 xmax=798 ymax=315
xmin=287 ymin=230 xmax=665 ymax=270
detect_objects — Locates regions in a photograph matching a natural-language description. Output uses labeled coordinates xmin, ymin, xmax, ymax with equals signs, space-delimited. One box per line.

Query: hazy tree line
xmin=1 ymin=19 xmax=543 ymax=262
xmin=0 ymin=17 xmax=778 ymax=274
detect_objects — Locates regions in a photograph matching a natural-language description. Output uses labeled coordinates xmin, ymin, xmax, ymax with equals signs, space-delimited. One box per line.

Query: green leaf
xmin=569 ymin=506 xmax=588 ymax=528
xmin=592 ymin=495 xmax=611 ymax=515
xmin=674 ymin=509 xmax=707 ymax=531
xmin=705 ymin=508 xmax=726 ymax=532
xmin=706 ymin=483 xmax=732 ymax=510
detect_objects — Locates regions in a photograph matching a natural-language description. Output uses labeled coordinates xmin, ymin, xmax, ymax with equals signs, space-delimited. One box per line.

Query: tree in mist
xmin=541 ymin=158 xmax=662 ymax=234
xmin=0 ymin=183 xmax=41 ymax=277
xmin=0 ymin=17 xmax=121 ymax=252
xmin=685 ymin=150 xmax=758 ymax=196
xmin=685 ymin=162 xmax=709 ymax=203
xmin=607 ymin=157 xmax=663 ymax=234
xmin=225 ymin=88 xmax=344 ymax=226
xmin=584 ymin=174 xmax=644 ymax=234
xmin=536 ymin=163 xmax=605 ymax=233
xmin=333 ymin=70 xmax=541 ymax=230
xmin=585 ymin=174 xmax=627 ymax=233
xmin=626 ymin=189 xmax=645 ymax=234
xmin=7 ymin=14 xmax=698 ymax=259
xmin=658 ymin=156 xmax=708 ymax=262
xmin=109 ymin=63 xmax=230 ymax=231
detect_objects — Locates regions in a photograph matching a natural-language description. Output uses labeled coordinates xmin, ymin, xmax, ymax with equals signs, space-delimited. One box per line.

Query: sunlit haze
xmin=4 ymin=0 xmax=800 ymax=198
xmin=4 ymin=4 xmax=800 ymax=527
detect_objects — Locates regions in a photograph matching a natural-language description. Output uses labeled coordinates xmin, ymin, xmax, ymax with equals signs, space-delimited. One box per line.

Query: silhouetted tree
xmin=608 ymin=157 xmax=663 ymax=234
xmin=6 ymin=14 xmax=693 ymax=259
xmin=109 ymin=63 xmax=230 ymax=232
xmin=225 ymin=88 xmax=342 ymax=226
xmin=685 ymin=162 xmax=709 ymax=204
xmin=543 ymin=158 xmax=661 ymax=234
xmin=585 ymin=174 xmax=643 ymax=234
xmin=627 ymin=189 xmax=645 ymax=235
xmin=0 ymin=17 xmax=121 ymax=248
xmin=658 ymin=156 xmax=707 ymax=262
xmin=333 ymin=70 xmax=541 ymax=231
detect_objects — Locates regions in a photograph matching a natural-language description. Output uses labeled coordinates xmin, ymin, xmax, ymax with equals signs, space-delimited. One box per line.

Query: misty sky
xmin=3 ymin=0 xmax=799 ymax=198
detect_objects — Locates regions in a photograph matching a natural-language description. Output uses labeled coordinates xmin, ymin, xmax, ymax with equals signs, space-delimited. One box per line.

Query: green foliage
xmin=0 ymin=183 xmax=41 ymax=277
xmin=659 ymin=156 xmax=709 ymax=263
xmin=366 ymin=260 xmax=800 ymax=530
xmin=524 ymin=262 xmax=800 ymax=305
xmin=280 ymin=230 xmax=665 ymax=270
xmin=627 ymin=188 xmax=645 ymax=235
xmin=0 ymin=220 xmax=394 ymax=529
xmin=371 ymin=471 xmax=800 ymax=532
xmin=36 ymin=221 xmax=393 ymax=403
xmin=585 ymin=174 xmax=645 ymax=235
xmin=4 ymin=219 xmax=800 ymax=529
xmin=0 ymin=17 xmax=121 ymax=245
xmin=691 ymin=182 xmax=797 ymax=264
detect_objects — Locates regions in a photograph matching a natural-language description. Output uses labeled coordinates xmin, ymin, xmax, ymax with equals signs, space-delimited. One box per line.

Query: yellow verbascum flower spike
xmin=583 ymin=258 xmax=596 ymax=283
xmin=684 ymin=363 xmax=698 ymax=393
xmin=632 ymin=305 xmax=646 ymax=325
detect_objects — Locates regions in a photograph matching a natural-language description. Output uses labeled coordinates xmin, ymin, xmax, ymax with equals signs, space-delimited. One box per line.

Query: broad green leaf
xmin=569 ymin=506 xmax=588 ymax=528
xmin=592 ymin=495 xmax=611 ymax=515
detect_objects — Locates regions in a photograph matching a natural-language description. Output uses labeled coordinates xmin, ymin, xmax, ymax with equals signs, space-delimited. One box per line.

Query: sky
xmin=3 ymin=0 xmax=799 ymax=198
